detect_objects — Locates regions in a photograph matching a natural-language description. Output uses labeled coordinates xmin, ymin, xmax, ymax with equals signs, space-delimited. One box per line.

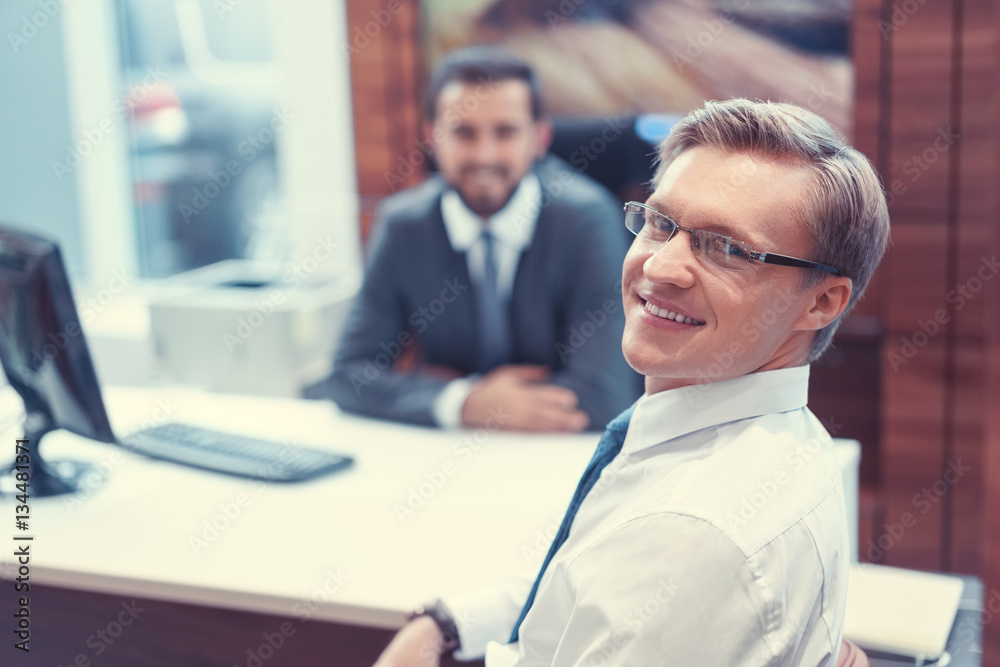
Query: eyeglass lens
xmin=626 ymin=205 xmax=752 ymax=270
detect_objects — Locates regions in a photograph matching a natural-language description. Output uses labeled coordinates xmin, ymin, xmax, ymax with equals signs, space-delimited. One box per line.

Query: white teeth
xmin=643 ymin=300 xmax=702 ymax=325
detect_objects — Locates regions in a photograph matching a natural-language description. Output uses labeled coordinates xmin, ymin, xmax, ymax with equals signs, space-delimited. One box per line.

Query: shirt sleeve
xmin=530 ymin=513 xmax=777 ymax=666
xmin=442 ymin=574 xmax=534 ymax=661
xmin=431 ymin=377 xmax=479 ymax=428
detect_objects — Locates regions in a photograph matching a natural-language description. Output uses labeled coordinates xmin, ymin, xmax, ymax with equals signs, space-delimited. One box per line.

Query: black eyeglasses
xmin=623 ymin=202 xmax=840 ymax=275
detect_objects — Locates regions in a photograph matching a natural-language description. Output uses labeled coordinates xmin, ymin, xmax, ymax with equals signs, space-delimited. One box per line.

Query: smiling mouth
xmin=465 ymin=167 xmax=506 ymax=186
xmin=642 ymin=299 xmax=706 ymax=326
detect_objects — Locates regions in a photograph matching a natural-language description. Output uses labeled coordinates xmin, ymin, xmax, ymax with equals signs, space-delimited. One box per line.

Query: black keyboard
xmin=120 ymin=423 xmax=353 ymax=482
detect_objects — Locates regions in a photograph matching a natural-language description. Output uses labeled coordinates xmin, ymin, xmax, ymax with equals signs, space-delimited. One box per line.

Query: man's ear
xmin=798 ymin=276 xmax=853 ymax=332
xmin=533 ymin=118 xmax=553 ymax=158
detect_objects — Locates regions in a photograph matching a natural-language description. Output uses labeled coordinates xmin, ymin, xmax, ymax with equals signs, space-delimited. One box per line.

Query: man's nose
xmin=642 ymin=230 xmax=698 ymax=287
xmin=471 ymin=134 xmax=501 ymax=163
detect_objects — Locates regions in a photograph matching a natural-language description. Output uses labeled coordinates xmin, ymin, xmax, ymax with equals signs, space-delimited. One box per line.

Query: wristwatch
xmin=409 ymin=599 xmax=461 ymax=654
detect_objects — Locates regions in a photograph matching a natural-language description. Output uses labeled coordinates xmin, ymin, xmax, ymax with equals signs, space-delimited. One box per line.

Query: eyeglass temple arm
xmin=755 ymin=252 xmax=840 ymax=275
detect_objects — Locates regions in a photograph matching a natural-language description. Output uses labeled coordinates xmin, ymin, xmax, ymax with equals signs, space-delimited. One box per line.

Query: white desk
xmin=0 ymin=386 xmax=860 ymax=665
xmin=0 ymin=386 xmax=600 ymax=629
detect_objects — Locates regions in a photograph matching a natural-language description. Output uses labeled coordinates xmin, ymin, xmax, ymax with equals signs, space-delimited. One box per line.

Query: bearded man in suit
xmin=324 ymin=47 xmax=637 ymax=432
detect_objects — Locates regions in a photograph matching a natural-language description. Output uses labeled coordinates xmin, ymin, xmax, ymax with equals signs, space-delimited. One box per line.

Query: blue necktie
xmin=509 ymin=404 xmax=636 ymax=642
xmin=476 ymin=230 xmax=512 ymax=372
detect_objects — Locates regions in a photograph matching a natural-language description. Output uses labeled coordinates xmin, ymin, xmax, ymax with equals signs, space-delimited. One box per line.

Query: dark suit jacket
xmin=323 ymin=156 xmax=639 ymax=430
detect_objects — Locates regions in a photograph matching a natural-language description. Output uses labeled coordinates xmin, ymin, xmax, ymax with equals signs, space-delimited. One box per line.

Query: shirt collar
xmin=623 ymin=366 xmax=810 ymax=455
xmin=440 ymin=172 xmax=541 ymax=252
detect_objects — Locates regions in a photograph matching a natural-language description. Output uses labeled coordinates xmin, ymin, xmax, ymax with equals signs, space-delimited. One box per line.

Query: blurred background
xmin=116 ymin=0 xmax=284 ymax=276
xmin=1 ymin=0 xmax=999 ymax=661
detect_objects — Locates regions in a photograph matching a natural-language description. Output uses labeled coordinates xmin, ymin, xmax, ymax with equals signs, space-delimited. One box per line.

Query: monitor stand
xmin=2 ymin=411 xmax=97 ymax=498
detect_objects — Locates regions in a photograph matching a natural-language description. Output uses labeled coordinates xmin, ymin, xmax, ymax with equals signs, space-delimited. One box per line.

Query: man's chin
xmin=621 ymin=341 xmax=659 ymax=378
xmin=456 ymin=189 xmax=514 ymax=218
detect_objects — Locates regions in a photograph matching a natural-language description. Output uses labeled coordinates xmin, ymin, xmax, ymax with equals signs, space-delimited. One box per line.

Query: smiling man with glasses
xmin=373 ymin=98 xmax=890 ymax=667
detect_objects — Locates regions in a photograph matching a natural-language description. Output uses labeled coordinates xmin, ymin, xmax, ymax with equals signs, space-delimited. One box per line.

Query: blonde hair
xmin=654 ymin=98 xmax=890 ymax=361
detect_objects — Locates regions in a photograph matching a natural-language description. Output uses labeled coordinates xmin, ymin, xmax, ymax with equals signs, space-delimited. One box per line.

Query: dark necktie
xmin=509 ymin=404 xmax=636 ymax=642
xmin=476 ymin=230 xmax=512 ymax=372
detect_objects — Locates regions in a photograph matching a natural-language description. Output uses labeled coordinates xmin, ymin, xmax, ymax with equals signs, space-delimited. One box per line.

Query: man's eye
xmin=654 ymin=216 xmax=675 ymax=233
xmin=648 ymin=217 xmax=672 ymax=238
xmin=722 ymin=238 xmax=750 ymax=258
xmin=639 ymin=224 xmax=660 ymax=240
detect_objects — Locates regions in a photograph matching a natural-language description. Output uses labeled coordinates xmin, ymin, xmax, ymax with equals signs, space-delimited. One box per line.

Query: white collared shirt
xmin=431 ymin=175 xmax=542 ymax=427
xmin=447 ymin=366 xmax=849 ymax=666
xmin=439 ymin=173 xmax=541 ymax=300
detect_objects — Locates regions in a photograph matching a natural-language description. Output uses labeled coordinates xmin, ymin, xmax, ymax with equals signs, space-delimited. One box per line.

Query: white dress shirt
xmin=431 ymin=175 xmax=542 ymax=428
xmin=446 ymin=366 xmax=849 ymax=666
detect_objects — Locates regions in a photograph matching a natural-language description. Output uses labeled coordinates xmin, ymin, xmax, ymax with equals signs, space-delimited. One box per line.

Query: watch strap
xmin=409 ymin=599 xmax=461 ymax=654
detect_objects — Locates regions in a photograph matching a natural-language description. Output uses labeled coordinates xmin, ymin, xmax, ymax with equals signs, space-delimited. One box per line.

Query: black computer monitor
xmin=0 ymin=224 xmax=115 ymax=497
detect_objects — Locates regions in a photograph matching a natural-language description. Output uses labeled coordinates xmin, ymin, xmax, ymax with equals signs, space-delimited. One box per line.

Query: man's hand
xmin=372 ymin=617 xmax=446 ymax=667
xmin=461 ymin=365 xmax=588 ymax=432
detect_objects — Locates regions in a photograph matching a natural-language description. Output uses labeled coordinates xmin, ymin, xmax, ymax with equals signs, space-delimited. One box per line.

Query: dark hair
xmin=422 ymin=46 xmax=544 ymax=122
xmin=654 ymin=98 xmax=891 ymax=361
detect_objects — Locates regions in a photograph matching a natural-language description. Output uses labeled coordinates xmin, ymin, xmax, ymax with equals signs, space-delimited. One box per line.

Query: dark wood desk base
xmin=3 ymin=584 xmax=484 ymax=667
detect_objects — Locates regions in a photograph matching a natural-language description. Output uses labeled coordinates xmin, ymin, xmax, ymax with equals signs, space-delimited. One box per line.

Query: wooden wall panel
xmin=948 ymin=0 xmax=999 ymax=577
xmin=346 ymin=0 xmax=425 ymax=241
xmin=855 ymin=0 xmax=997 ymax=581
xmin=885 ymin=0 xmax=955 ymax=225
xmin=880 ymin=339 xmax=948 ymax=568
xmin=880 ymin=227 xmax=950 ymax=570
xmin=984 ymin=278 xmax=1000 ymax=665
xmin=972 ymin=1 xmax=1000 ymax=662
xmin=878 ymin=2 xmax=955 ymax=569
xmin=850 ymin=0 xmax=883 ymax=158
xmin=954 ymin=229 xmax=996 ymax=340
xmin=882 ymin=224 xmax=951 ymax=333
xmin=853 ymin=0 xmax=1000 ymax=655
xmin=951 ymin=342 xmax=986 ymax=573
